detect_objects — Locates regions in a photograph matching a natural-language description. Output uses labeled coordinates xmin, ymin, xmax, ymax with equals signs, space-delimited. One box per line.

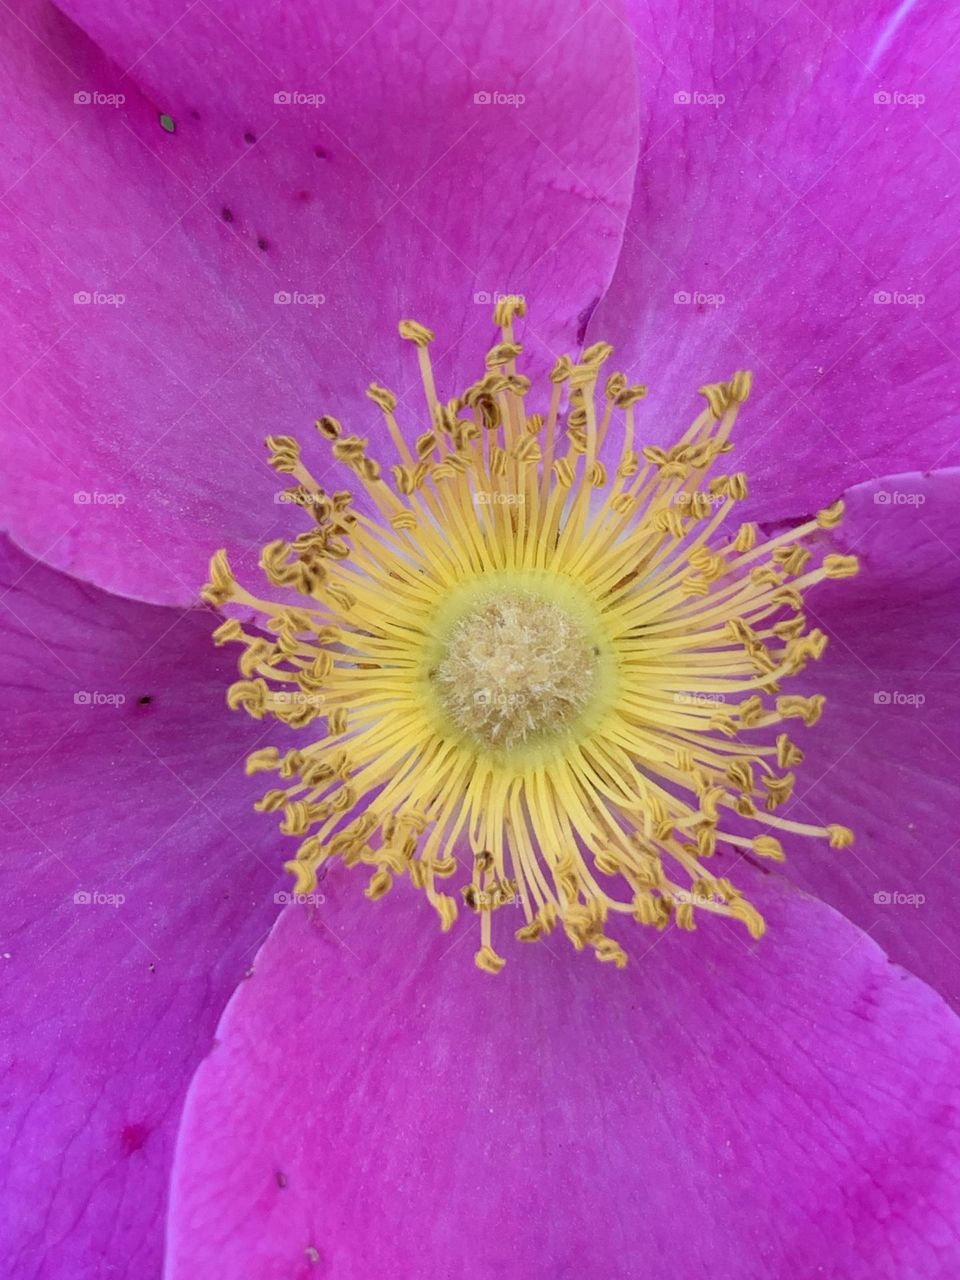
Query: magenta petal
xmin=772 ymin=469 xmax=960 ymax=1012
xmin=1 ymin=0 xmax=638 ymax=605
xmin=0 ymin=535 xmax=290 ymax=1278
xmin=592 ymin=1 xmax=960 ymax=518
xmin=166 ymin=871 xmax=960 ymax=1279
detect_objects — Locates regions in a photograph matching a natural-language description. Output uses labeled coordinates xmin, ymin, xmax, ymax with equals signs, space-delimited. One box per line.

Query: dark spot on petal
xmin=189 ymin=109 xmax=200 ymax=121
xmin=313 ymin=146 xmax=329 ymax=160
xmin=740 ymin=852 xmax=772 ymax=876
xmin=575 ymin=296 xmax=600 ymax=346
xmin=295 ymin=190 xmax=312 ymax=203
xmin=221 ymin=207 xmax=234 ymax=223
xmin=276 ymin=1171 xmax=288 ymax=1188
xmin=138 ymin=695 xmax=152 ymax=704
xmin=257 ymin=237 xmax=269 ymax=251
xmin=121 ymin=1123 xmax=150 ymax=1155
xmin=244 ymin=131 xmax=257 ymax=144
xmin=158 ymin=112 xmax=176 ymax=134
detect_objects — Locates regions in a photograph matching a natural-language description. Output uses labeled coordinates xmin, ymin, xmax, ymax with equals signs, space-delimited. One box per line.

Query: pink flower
xmin=2 ymin=2 xmax=959 ymax=1278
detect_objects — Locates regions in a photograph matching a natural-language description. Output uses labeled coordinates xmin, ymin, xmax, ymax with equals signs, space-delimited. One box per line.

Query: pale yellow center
xmin=434 ymin=591 xmax=598 ymax=751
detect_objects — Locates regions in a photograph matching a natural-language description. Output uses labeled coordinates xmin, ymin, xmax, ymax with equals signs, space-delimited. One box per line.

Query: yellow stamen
xmin=206 ymin=304 xmax=856 ymax=974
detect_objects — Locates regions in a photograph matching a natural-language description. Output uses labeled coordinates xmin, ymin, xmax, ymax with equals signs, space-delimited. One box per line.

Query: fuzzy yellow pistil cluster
xmin=434 ymin=591 xmax=597 ymax=750
xmin=205 ymin=297 xmax=856 ymax=975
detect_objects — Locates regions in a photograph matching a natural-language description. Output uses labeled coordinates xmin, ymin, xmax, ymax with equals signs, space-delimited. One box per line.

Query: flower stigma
xmin=205 ymin=299 xmax=857 ymax=974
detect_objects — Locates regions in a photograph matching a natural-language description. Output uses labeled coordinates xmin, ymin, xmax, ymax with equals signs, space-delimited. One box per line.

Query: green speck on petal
xmin=159 ymin=113 xmax=176 ymax=133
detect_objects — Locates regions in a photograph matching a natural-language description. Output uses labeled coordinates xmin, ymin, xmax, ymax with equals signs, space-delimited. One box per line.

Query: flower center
xmin=433 ymin=585 xmax=598 ymax=752
xmin=205 ymin=297 xmax=859 ymax=976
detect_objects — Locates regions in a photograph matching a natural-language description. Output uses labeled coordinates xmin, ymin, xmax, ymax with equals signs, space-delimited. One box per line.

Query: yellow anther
xmin=315 ymin=415 xmax=342 ymax=441
xmin=398 ymin=319 xmax=435 ymax=347
xmin=265 ymin=435 xmax=301 ymax=473
xmin=816 ymin=500 xmax=845 ymax=528
xmin=549 ymin=354 xmax=574 ymax=383
xmin=486 ymin=341 xmax=523 ymax=368
xmin=581 ymin=341 xmax=614 ymax=366
xmin=776 ymin=694 xmax=826 ymax=726
xmin=605 ymin=372 xmax=627 ymax=400
xmin=365 ymin=869 xmax=393 ymax=900
xmin=493 ymin=295 xmax=526 ymax=326
xmin=733 ymin=522 xmax=757 ymax=552
xmin=698 ymin=370 xmax=752 ymax=417
xmin=475 ymin=946 xmax=506 ymax=975
xmin=614 ymin=384 xmax=648 ymax=407
xmin=365 ymin=383 xmax=397 ymax=412
xmin=823 ymin=554 xmax=860 ymax=579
